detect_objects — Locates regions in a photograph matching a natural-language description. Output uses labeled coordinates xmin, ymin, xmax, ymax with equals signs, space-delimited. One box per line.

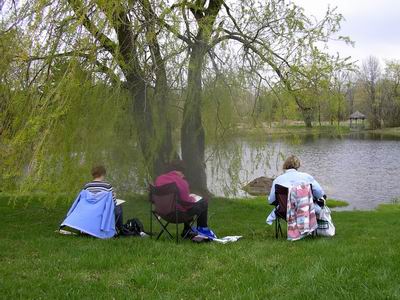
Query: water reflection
xmin=206 ymin=132 xmax=400 ymax=210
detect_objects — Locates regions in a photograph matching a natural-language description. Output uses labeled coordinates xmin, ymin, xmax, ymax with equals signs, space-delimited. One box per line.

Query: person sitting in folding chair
xmin=266 ymin=155 xmax=326 ymax=235
xmin=60 ymin=165 xmax=124 ymax=238
xmin=155 ymin=160 xmax=216 ymax=239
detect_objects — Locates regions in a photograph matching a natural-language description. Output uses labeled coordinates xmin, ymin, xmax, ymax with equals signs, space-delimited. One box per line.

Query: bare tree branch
xmin=67 ymin=0 xmax=118 ymax=57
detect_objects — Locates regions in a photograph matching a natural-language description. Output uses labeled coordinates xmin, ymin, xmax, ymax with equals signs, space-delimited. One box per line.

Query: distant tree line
xmin=229 ymin=56 xmax=400 ymax=129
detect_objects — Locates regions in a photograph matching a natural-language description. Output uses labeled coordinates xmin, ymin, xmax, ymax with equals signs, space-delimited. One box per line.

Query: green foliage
xmin=202 ymin=76 xmax=240 ymax=142
xmin=0 ymin=63 xmax=146 ymax=196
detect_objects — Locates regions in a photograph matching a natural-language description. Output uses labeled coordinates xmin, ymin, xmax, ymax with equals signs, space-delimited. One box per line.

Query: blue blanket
xmin=61 ymin=190 xmax=116 ymax=239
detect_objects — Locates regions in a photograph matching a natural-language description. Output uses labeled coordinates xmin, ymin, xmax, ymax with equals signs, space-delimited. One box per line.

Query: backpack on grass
xmin=120 ymin=218 xmax=145 ymax=237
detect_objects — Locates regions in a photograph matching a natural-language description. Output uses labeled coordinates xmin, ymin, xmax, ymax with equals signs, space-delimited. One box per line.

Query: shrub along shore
xmin=0 ymin=194 xmax=399 ymax=299
xmin=234 ymin=122 xmax=400 ymax=138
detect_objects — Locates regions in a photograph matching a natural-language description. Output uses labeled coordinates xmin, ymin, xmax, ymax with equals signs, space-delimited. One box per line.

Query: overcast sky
xmin=291 ymin=0 xmax=400 ymax=66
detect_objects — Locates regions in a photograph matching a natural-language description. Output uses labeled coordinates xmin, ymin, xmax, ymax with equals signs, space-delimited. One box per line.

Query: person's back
xmin=84 ymin=180 xmax=116 ymax=202
xmin=154 ymin=160 xmax=216 ymax=239
xmin=266 ymin=156 xmax=323 ymax=238
xmin=268 ymin=156 xmax=324 ymax=205
xmin=271 ymin=169 xmax=321 ymax=193
xmin=61 ymin=189 xmax=116 ymax=239
xmin=155 ymin=170 xmax=195 ymax=211
xmin=60 ymin=165 xmax=124 ymax=237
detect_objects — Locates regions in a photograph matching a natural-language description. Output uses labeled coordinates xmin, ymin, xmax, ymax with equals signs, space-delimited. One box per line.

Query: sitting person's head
xmin=283 ymin=155 xmax=300 ymax=170
xmin=91 ymin=165 xmax=107 ymax=181
xmin=165 ymin=159 xmax=186 ymax=177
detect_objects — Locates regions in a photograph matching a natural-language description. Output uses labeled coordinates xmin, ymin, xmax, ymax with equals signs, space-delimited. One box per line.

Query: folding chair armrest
xmin=314 ymin=197 xmax=326 ymax=208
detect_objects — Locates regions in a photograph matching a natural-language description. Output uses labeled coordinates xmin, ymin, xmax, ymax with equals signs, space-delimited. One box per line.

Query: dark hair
xmin=283 ymin=155 xmax=301 ymax=170
xmin=165 ymin=159 xmax=186 ymax=173
xmin=91 ymin=165 xmax=106 ymax=178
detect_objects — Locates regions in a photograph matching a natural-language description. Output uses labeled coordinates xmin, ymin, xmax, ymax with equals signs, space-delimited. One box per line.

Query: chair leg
xmin=156 ymin=229 xmax=164 ymax=240
xmin=150 ymin=206 xmax=153 ymax=239
xmin=153 ymin=214 xmax=174 ymax=240
xmin=176 ymin=222 xmax=179 ymax=244
xmin=156 ymin=221 xmax=174 ymax=240
xmin=275 ymin=219 xmax=278 ymax=239
xmin=278 ymin=220 xmax=283 ymax=237
xmin=152 ymin=215 xmax=199 ymax=242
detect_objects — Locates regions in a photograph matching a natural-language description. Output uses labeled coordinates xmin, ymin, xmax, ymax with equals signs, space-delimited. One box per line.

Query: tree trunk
xmin=180 ymin=0 xmax=223 ymax=196
xmin=126 ymin=73 xmax=173 ymax=179
xmin=369 ymin=85 xmax=382 ymax=130
xmin=181 ymin=45 xmax=210 ymax=196
xmin=318 ymin=102 xmax=321 ymax=126
xmin=152 ymin=75 xmax=176 ymax=177
xmin=141 ymin=0 xmax=177 ymax=177
xmin=301 ymin=108 xmax=313 ymax=128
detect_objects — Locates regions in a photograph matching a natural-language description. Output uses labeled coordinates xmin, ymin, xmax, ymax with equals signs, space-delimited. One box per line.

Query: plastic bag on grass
xmin=317 ymin=206 xmax=335 ymax=237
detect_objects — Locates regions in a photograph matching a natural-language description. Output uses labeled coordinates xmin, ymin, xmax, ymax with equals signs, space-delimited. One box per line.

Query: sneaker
xmin=196 ymin=227 xmax=217 ymax=240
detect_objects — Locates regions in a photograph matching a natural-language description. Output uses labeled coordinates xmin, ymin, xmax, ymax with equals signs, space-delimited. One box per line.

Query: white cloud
xmin=291 ymin=0 xmax=400 ymax=65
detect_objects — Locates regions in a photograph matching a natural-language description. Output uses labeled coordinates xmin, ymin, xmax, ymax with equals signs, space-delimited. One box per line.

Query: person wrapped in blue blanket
xmin=60 ymin=165 xmax=123 ymax=238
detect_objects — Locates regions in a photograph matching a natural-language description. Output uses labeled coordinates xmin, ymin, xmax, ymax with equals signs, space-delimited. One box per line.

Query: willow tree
xmin=155 ymin=0 xmax=224 ymax=195
xmin=216 ymin=1 xmax=353 ymax=128
xmin=2 ymin=0 xmax=178 ymax=180
xmin=155 ymin=0 xmax=352 ymax=193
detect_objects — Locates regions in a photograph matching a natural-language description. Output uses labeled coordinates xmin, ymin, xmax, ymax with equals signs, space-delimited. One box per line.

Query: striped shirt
xmin=83 ymin=180 xmax=117 ymax=205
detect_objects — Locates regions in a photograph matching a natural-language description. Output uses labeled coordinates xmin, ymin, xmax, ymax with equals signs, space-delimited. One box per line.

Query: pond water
xmin=206 ymin=132 xmax=400 ymax=210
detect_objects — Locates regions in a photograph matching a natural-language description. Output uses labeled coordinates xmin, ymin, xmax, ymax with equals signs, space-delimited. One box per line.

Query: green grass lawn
xmin=1 ymin=194 xmax=399 ymax=299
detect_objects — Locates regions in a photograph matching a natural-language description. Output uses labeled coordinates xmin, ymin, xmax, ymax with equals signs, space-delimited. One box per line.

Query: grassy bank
xmin=370 ymin=127 xmax=400 ymax=137
xmin=1 ymin=194 xmax=399 ymax=299
xmin=235 ymin=121 xmax=350 ymax=138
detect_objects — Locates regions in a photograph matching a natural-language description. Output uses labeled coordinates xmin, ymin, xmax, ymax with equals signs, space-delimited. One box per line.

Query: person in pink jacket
xmin=155 ymin=160 xmax=216 ymax=239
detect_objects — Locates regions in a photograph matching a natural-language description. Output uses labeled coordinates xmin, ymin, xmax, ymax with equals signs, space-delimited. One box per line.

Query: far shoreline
xmin=232 ymin=121 xmax=400 ymax=139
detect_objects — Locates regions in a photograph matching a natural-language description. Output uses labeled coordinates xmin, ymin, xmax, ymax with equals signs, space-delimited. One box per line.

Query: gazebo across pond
xmin=349 ymin=111 xmax=366 ymax=128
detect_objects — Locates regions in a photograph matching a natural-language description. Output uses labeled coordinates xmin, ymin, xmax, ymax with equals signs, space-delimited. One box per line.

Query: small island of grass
xmin=326 ymin=198 xmax=349 ymax=208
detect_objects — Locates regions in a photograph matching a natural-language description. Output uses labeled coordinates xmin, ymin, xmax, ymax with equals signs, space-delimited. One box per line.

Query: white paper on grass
xmin=212 ymin=236 xmax=243 ymax=244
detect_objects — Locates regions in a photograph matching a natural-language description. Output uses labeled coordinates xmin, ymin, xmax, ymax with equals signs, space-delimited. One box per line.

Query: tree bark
xmin=141 ymin=0 xmax=176 ymax=176
xmin=180 ymin=0 xmax=223 ymax=196
xmin=181 ymin=44 xmax=209 ymax=195
xmin=115 ymin=7 xmax=173 ymax=179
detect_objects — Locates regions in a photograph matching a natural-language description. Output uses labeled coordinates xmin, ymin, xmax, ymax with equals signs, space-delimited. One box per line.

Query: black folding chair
xmin=273 ymin=184 xmax=288 ymax=239
xmin=149 ymin=183 xmax=198 ymax=243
